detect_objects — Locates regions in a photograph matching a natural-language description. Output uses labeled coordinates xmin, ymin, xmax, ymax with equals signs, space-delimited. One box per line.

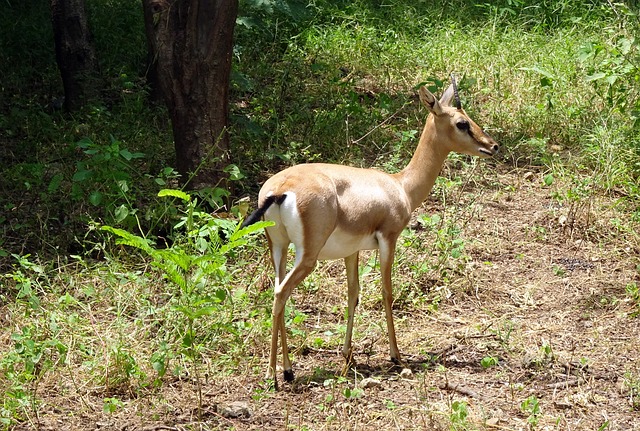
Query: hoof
xmin=390 ymin=356 xmax=403 ymax=367
xmin=283 ymin=369 xmax=295 ymax=382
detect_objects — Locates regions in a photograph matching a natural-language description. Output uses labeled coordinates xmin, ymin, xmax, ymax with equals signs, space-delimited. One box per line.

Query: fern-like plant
xmin=101 ymin=188 xmax=272 ymax=415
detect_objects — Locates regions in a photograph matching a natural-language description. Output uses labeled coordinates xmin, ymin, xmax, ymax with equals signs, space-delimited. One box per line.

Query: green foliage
xmin=102 ymin=397 xmax=124 ymax=414
xmin=521 ymin=395 xmax=541 ymax=429
xmin=627 ymin=282 xmax=640 ymax=317
xmin=0 ymin=256 xmax=68 ymax=427
xmin=102 ymin=189 xmax=271 ymax=366
xmin=579 ymin=24 xmax=640 ymax=127
xmin=72 ymin=137 xmax=144 ymax=216
xmin=622 ymin=371 xmax=640 ymax=411
xmin=342 ymin=385 xmax=363 ymax=400
xmin=449 ymin=400 xmax=471 ymax=430
xmin=2 ymin=325 xmax=67 ymax=414
xmin=480 ymin=356 xmax=499 ymax=369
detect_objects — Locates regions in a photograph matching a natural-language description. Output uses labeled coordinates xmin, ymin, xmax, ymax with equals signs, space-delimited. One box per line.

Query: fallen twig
xmin=543 ymin=377 xmax=580 ymax=389
xmin=441 ymin=381 xmax=485 ymax=401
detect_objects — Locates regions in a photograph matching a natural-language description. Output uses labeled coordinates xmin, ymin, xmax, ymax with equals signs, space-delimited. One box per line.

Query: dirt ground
xmin=13 ymin=167 xmax=640 ymax=430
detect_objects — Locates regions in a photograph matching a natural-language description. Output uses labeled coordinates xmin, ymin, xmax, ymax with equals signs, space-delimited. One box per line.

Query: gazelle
xmin=242 ymin=79 xmax=498 ymax=388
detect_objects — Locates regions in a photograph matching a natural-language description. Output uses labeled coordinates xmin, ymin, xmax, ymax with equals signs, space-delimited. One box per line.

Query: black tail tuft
xmin=241 ymin=194 xmax=287 ymax=228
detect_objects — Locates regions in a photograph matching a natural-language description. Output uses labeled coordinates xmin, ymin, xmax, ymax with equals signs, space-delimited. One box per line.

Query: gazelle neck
xmin=395 ymin=114 xmax=450 ymax=211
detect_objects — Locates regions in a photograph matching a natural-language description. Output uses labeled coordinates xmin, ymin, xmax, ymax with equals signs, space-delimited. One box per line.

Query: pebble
xmin=219 ymin=401 xmax=252 ymax=418
xmin=360 ymin=377 xmax=382 ymax=389
xmin=400 ymin=368 xmax=413 ymax=379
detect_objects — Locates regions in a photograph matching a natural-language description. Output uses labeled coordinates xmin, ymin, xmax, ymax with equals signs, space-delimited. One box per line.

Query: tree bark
xmin=50 ymin=0 xmax=101 ymax=111
xmin=142 ymin=0 xmax=238 ymax=190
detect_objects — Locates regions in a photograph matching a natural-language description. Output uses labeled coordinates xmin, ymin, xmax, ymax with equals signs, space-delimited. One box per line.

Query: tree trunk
xmin=50 ymin=0 xmax=101 ymax=111
xmin=142 ymin=0 xmax=238 ymax=190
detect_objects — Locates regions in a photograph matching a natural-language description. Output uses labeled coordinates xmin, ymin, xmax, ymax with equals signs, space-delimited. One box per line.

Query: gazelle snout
xmin=478 ymin=134 xmax=499 ymax=157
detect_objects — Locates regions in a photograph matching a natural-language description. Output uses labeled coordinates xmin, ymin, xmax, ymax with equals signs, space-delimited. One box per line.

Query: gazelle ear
xmin=419 ymin=86 xmax=443 ymax=115
xmin=439 ymin=84 xmax=456 ymax=107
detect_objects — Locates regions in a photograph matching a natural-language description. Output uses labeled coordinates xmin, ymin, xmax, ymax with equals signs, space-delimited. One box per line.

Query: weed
xmin=3 ymin=254 xmax=46 ymax=313
xmin=103 ymin=342 xmax=143 ymax=395
xmin=101 ymin=188 xmax=271 ymax=415
xmin=72 ymin=137 xmax=144 ymax=210
xmin=627 ymin=282 xmax=640 ymax=317
xmin=552 ymin=265 xmax=566 ymax=277
xmin=622 ymin=371 xmax=640 ymax=411
xmin=598 ymin=421 xmax=611 ymax=431
xmin=103 ymin=397 xmax=124 ymax=413
xmin=550 ymin=174 xmax=596 ymax=238
xmin=149 ymin=341 xmax=172 ymax=387
xmin=449 ymin=400 xmax=470 ymax=430
xmin=1 ymin=324 xmax=67 ymax=427
xmin=480 ymin=356 xmax=499 ymax=369
xmin=521 ymin=395 xmax=541 ymax=429
xmin=490 ymin=320 xmax=514 ymax=351
xmin=342 ymin=385 xmax=363 ymax=400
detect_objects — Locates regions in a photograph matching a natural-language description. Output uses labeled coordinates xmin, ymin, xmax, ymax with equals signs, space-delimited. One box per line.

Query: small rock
xmin=360 ymin=377 xmax=382 ymax=389
xmin=550 ymin=144 xmax=564 ymax=152
xmin=523 ymin=171 xmax=535 ymax=181
xmin=486 ymin=418 xmax=500 ymax=426
xmin=219 ymin=401 xmax=252 ymax=418
xmin=558 ymin=214 xmax=567 ymax=226
xmin=400 ymin=368 xmax=413 ymax=379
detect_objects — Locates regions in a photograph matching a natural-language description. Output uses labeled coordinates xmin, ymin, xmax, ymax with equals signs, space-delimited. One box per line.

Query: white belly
xmin=317 ymin=229 xmax=379 ymax=260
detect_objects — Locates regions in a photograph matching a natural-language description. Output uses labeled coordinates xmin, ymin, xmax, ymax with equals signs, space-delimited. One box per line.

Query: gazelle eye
xmin=456 ymin=120 xmax=470 ymax=131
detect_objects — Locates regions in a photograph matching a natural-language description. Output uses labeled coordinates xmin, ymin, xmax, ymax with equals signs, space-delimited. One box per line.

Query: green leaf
xmin=605 ymin=74 xmax=619 ymax=85
xmin=192 ymin=306 xmax=218 ymax=319
xmin=543 ymin=174 xmax=554 ymax=186
xmin=481 ymin=356 xmax=498 ymax=369
xmin=72 ymin=169 xmax=92 ymax=182
xmin=618 ymin=37 xmax=633 ymax=55
xmin=100 ymin=226 xmax=154 ymax=252
xmin=47 ymin=173 xmax=63 ymax=193
xmin=229 ymin=220 xmax=274 ymax=243
xmin=75 ymin=137 xmax=93 ymax=149
xmin=520 ymin=66 xmax=556 ymax=81
xmin=119 ymin=149 xmax=145 ymax=160
xmin=195 ymin=236 xmax=208 ymax=253
xmin=89 ymin=191 xmax=103 ymax=206
xmin=119 ymin=149 xmax=133 ymax=160
xmin=585 ymin=72 xmax=607 ymax=82
xmin=224 ymin=164 xmax=245 ymax=181
xmin=114 ymin=204 xmax=129 ymax=222
xmin=158 ymin=189 xmax=191 ymax=202
xmin=214 ymin=288 xmax=227 ymax=302
xmin=540 ymin=76 xmax=553 ymax=88
xmin=118 ymin=180 xmax=129 ymax=193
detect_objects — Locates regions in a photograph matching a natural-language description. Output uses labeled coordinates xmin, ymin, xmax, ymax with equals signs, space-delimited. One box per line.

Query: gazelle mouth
xmin=478 ymin=147 xmax=496 ymax=157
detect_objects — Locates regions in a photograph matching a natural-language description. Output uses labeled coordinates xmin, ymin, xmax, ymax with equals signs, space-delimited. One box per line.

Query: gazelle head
xmin=418 ymin=81 xmax=499 ymax=158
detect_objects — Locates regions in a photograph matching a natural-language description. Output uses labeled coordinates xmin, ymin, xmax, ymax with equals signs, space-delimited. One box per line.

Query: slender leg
xmin=265 ymin=243 xmax=288 ymax=382
xmin=267 ymin=254 xmax=316 ymax=386
xmin=377 ymin=235 xmax=400 ymax=362
xmin=342 ymin=252 xmax=360 ymax=363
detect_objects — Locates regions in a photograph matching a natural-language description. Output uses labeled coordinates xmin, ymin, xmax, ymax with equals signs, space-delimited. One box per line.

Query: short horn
xmin=450 ymin=73 xmax=462 ymax=110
